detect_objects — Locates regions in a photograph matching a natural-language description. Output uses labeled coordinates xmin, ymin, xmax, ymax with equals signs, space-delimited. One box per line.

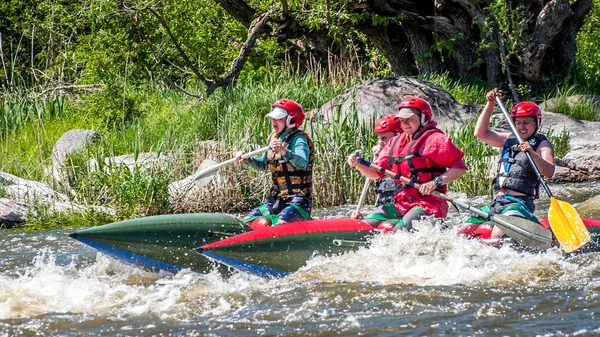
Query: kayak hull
xmin=199 ymin=218 xmax=375 ymax=277
xmin=70 ymin=213 xmax=249 ymax=273
xmin=70 ymin=212 xmax=600 ymax=277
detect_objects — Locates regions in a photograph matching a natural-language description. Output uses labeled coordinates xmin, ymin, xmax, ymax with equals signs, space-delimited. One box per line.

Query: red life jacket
xmin=379 ymin=122 xmax=465 ymax=218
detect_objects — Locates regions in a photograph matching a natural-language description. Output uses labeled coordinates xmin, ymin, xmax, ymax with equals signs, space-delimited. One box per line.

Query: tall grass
xmin=0 ymin=91 xmax=72 ymax=180
xmin=546 ymin=85 xmax=600 ymax=121
xmin=0 ymin=67 xmax=578 ymax=228
xmin=544 ymin=128 xmax=571 ymax=159
xmin=447 ymin=122 xmax=498 ymax=196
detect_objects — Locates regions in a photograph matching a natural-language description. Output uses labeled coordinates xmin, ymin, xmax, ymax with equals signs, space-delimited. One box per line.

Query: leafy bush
xmin=575 ymin=0 xmax=600 ymax=91
xmin=545 ymin=128 xmax=571 ymax=159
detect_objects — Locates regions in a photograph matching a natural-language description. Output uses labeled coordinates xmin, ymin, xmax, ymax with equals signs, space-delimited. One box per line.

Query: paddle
xmin=354 ymin=156 xmax=553 ymax=250
xmin=353 ymin=178 xmax=371 ymax=217
xmin=166 ymin=146 xmax=271 ymax=212
xmin=494 ymin=96 xmax=591 ymax=253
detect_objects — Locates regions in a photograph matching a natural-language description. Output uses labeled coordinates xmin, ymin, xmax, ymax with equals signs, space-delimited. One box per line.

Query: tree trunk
xmin=213 ymin=0 xmax=256 ymax=27
xmin=553 ymin=0 xmax=594 ymax=71
xmin=402 ymin=24 xmax=442 ymax=75
xmin=518 ymin=0 xmax=572 ymax=83
xmin=357 ymin=25 xmax=416 ymax=75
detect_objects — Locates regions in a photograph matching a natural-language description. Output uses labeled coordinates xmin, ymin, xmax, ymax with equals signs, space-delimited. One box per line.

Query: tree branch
xmin=213 ymin=0 xmax=257 ymax=27
xmin=130 ymin=11 xmax=204 ymax=99
xmin=207 ymin=9 xmax=275 ymax=95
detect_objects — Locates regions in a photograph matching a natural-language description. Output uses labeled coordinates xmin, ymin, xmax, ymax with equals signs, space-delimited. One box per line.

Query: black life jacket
xmin=375 ymin=177 xmax=404 ymax=206
xmin=266 ymin=129 xmax=314 ymax=200
xmin=494 ymin=133 xmax=548 ymax=197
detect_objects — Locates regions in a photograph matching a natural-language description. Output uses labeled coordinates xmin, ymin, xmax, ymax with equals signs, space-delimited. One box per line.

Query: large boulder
xmin=0 ymin=198 xmax=31 ymax=228
xmin=311 ymin=76 xmax=479 ymax=131
xmin=539 ymin=111 xmax=600 ymax=180
xmin=577 ymin=194 xmax=600 ymax=219
xmin=50 ymin=129 xmax=98 ymax=189
xmin=52 ymin=130 xmax=99 ymax=167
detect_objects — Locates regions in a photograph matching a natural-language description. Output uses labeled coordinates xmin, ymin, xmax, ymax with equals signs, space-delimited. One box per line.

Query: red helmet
xmin=374 ymin=114 xmax=402 ymax=133
xmin=272 ymin=99 xmax=305 ymax=128
xmin=511 ymin=101 xmax=542 ymax=121
xmin=397 ymin=97 xmax=433 ymax=125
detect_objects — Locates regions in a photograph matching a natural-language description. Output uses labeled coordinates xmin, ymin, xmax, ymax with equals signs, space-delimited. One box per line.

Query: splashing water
xmin=1 ymin=200 xmax=600 ymax=336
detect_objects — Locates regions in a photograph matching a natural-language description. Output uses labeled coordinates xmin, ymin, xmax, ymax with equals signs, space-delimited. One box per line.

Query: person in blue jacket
xmin=235 ymin=99 xmax=314 ymax=228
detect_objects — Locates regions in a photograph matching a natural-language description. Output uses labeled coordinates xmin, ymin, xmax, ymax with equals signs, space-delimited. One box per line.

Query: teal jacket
xmin=247 ymin=129 xmax=310 ymax=170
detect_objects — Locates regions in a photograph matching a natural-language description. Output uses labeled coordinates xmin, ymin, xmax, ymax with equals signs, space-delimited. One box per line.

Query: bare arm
xmin=520 ymin=140 xmax=555 ymax=178
xmin=347 ymin=154 xmax=382 ymax=179
xmin=474 ymin=88 xmax=510 ymax=148
xmin=418 ymin=165 xmax=467 ymax=195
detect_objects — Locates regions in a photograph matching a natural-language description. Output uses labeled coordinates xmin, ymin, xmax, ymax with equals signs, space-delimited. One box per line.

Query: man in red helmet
xmin=235 ymin=99 xmax=314 ymax=228
xmin=352 ymin=114 xmax=404 ymax=219
xmin=348 ymin=97 xmax=467 ymax=231
xmin=457 ymin=88 xmax=555 ymax=240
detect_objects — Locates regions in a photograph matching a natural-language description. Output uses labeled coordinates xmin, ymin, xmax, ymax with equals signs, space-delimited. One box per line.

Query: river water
xmin=2 ymin=183 xmax=600 ymax=336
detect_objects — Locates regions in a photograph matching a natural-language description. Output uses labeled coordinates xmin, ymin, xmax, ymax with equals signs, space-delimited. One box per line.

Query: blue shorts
xmin=246 ymin=196 xmax=312 ymax=223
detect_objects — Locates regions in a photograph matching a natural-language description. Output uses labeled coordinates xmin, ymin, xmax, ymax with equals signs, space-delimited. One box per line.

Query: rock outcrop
xmin=312 ymin=76 xmax=479 ymax=131
xmin=0 ymin=198 xmax=31 ymax=228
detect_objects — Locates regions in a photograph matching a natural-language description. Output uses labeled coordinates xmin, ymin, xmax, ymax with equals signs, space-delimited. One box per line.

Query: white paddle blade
xmin=194 ymin=159 xmax=218 ymax=188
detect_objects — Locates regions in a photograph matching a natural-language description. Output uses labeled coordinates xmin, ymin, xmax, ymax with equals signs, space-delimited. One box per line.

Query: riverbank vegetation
xmin=1 ymin=0 xmax=599 ymax=229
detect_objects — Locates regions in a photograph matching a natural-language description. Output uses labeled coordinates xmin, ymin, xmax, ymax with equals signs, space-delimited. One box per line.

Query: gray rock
xmin=52 ymin=130 xmax=98 ymax=168
xmin=0 ymin=171 xmax=69 ymax=203
xmin=87 ymin=152 xmax=173 ymax=174
xmin=310 ymin=76 xmax=479 ymax=132
xmin=577 ymin=194 xmax=600 ymax=219
xmin=50 ymin=129 xmax=98 ymax=191
xmin=539 ymin=110 xmax=600 ymax=180
xmin=0 ymin=198 xmax=31 ymax=228
xmin=539 ymin=94 xmax=600 ymax=115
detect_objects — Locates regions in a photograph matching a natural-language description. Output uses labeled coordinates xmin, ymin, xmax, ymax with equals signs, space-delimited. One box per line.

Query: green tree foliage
xmin=576 ymin=0 xmax=600 ymax=90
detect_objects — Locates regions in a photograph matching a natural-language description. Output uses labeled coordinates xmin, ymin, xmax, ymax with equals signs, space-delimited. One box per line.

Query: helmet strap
xmin=419 ymin=112 xmax=428 ymax=126
xmin=286 ymin=116 xmax=296 ymax=129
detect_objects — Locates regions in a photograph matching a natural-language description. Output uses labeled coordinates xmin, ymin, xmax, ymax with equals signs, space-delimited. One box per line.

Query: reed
xmin=23 ymin=204 xmax=118 ymax=231
xmin=420 ymin=72 xmax=487 ymax=104
xmin=0 ymin=68 xmax=577 ymax=227
xmin=446 ymin=122 xmax=498 ymax=196
xmin=545 ymin=128 xmax=571 ymax=159
xmin=547 ymin=85 xmax=600 ymax=121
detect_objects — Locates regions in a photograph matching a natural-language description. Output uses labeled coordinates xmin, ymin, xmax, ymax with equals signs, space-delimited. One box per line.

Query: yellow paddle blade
xmin=548 ymin=197 xmax=591 ymax=253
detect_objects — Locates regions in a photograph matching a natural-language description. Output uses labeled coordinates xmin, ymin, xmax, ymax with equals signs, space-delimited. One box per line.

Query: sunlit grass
xmin=0 ymin=69 xmax=579 ymax=228
xmin=545 ymin=85 xmax=600 ymax=121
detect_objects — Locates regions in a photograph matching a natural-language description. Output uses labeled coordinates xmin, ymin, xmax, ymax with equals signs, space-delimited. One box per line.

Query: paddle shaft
xmin=355 ymin=157 xmax=552 ymax=244
xmin=194 ymin=146 xmax=271 ymax=180
xmin=166 ymin=146 xmax=271 ymax=212
xmin=494 ymin=96 xmax=553 ymax=197
xmin=356 ymin=178 xmax=371 ymax=213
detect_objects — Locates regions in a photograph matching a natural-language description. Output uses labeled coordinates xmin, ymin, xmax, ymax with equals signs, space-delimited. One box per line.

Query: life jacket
xmin=266 ymin=129 xmax=314 ymax=200
xmin=381 ymin=122 xmax=464 ymax=218
xmin=387 ymin=123 xmax=447 ymax=193
xmin=375 ymin=177 xmax=403 ymax=206
xmin=494 ymin=133 xmax=548 ymax=197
